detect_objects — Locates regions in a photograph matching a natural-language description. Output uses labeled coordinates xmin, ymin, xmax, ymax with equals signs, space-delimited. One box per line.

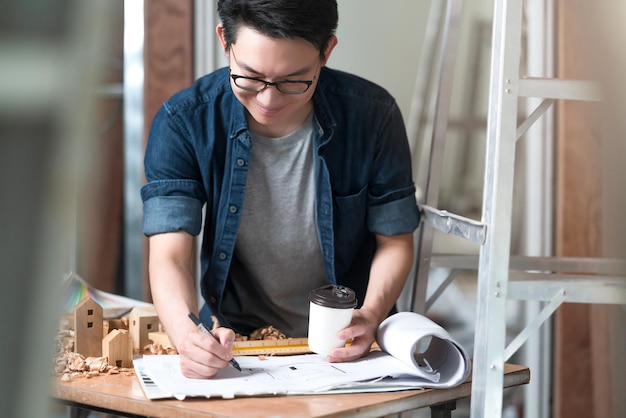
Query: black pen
xmin=188 ymin=312 xmax=242 ymax=372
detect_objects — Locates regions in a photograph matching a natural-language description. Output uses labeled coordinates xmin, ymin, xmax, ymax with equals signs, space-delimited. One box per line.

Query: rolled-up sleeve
xmin=368 ymin=192 xmax=420 ymax=235
xmin=141 ymin=179 xmax=205 ymax=236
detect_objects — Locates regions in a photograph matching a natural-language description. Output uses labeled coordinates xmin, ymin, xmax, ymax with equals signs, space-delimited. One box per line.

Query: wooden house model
xmin=73 ymin=297 xmax=104 ymax=357
xmin=128 ymin=306 xmax=160 ymax=350
xmin=102 ymin=329 xmax=133 ymax=368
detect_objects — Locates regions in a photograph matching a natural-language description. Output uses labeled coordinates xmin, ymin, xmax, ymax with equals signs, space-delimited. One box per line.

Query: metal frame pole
xmin=470 ymin=0 xmax=523 ymax=416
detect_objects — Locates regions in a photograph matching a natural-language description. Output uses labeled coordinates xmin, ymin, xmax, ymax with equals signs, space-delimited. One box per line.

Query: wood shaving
xmin=86 ymin=356 xmax=109 ymax=372
xmin=235 ymin=325 xmax=288 ymax=341
xmin=249 ymin=325 xmax=287 ymax=340
xmin=142 ymin=342 xmax=178 ymax=355
xmin=212 ymin=315 xmax=289 ymax=341
xmin=54 ymin=351 xmax=134 ymax=380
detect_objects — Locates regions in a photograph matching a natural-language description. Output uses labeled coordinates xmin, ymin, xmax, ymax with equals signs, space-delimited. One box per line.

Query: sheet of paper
xmin=140 ymin=351 xmax=433 ymax=399
xmin=134 ymin=357 xmax=173 ymax=400
xmin=376 ymin=311 xmax=471 ymax=387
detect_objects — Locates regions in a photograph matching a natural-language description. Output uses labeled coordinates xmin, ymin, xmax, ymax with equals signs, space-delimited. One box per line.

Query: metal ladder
xmin=408 ymin=0 xmax=626 ymax=417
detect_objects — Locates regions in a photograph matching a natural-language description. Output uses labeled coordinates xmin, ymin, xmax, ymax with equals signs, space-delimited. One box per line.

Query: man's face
xmin=225 ymin=26 xmax=323 ymax=137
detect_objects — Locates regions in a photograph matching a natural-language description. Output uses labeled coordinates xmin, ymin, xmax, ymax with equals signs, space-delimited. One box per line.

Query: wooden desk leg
xmin=430 ymin=401 xmax=457 ymax=418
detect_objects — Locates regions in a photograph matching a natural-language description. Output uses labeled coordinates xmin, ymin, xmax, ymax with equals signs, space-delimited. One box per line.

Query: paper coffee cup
xmin=307 ymin=285 xmax=357 ymax=355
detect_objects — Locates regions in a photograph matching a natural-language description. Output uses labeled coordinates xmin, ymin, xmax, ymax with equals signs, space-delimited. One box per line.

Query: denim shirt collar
xmin=312 ymin=70 xmax=337 ymax=148
xmin=228 ymin=95 xmax=250 ymax=142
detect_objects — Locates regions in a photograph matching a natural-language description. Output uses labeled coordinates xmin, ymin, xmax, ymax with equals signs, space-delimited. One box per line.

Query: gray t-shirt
xmin=222 ymin=114 xmax=327 ymax=337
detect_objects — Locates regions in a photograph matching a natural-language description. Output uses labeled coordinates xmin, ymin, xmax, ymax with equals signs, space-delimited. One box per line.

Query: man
xmin=141 ymin=0 xmax=420 ymax=378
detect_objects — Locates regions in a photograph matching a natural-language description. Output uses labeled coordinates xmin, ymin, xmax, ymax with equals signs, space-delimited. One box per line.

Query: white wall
xmin=330 ymin=0 xmax=431 ymax=127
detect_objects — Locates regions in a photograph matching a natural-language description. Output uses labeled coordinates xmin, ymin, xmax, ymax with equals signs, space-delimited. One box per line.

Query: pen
xmin=188 ymin=312 xmax=242 ymax=372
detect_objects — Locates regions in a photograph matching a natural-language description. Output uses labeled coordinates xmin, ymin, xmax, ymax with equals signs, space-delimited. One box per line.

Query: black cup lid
xmin=309 ymin=285 xmax=357 ymax=308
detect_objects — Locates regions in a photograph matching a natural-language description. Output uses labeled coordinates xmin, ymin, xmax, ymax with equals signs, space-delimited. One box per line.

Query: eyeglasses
xmin=229 ymin=48 xmax=319 ymax=95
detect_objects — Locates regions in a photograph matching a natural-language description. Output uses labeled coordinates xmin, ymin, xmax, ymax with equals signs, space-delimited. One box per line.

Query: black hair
xmin=217 ymin=0 xmax=338 ymax=59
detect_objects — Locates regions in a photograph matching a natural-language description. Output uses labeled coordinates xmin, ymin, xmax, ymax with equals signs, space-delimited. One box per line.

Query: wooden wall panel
xmin=143 ymin=0 xmax=194 ymax=300
xmin=554 ymin=1 xmax=598 ymax=415
xmin=144 ymin=0 xmax=194 ymax=134
xmin=554 ymin=2 xmax=621 ymax=417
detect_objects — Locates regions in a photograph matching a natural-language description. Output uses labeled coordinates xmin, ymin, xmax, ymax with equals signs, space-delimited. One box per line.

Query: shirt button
xmin=218 ymin=252 xmax=227 ymax=260
xmin=209 ymin=296 xmax=217 ymax=304
xmin=236 ymin=158 xmax=245 ymax=167
xmin=229 ymin=205 xmax=237 ymax=213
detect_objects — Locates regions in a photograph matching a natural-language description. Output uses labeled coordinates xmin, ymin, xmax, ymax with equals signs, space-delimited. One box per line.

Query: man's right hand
xmin=176 ymin=326 xmax=237 ymax=379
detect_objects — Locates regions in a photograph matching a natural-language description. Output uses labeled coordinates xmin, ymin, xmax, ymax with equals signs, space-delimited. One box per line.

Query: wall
xmin=331 ymin=0 xmax=429 ymax=127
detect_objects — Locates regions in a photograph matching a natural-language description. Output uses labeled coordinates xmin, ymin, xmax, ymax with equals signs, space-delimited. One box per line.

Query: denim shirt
xmin=141 ymin=66 xmax=420 ymax=329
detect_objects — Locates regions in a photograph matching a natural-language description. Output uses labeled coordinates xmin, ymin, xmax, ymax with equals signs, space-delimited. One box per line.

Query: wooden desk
xmin=52 ymin=364 xmax=529 ymax=418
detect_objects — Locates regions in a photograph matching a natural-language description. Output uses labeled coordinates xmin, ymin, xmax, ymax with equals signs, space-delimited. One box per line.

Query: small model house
xmin=129 ymin=306 xmax=160 ymax=350
xmin=74 ymin=297 xmax=104 ymax=357
xmin=148 ymin=331 xmax=174 ymax=347
xmin=102 ymin=329 xmax=133 ymax=368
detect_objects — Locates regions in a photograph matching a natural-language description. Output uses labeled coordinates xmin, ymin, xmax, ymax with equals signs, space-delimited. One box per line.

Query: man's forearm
xmin=148 ymin=232 xmax=200 ymax=347
xmin=360 ymin=233 xmax=414 ymax=324
xmin=150 ymin=265 xmax=199 ymax=346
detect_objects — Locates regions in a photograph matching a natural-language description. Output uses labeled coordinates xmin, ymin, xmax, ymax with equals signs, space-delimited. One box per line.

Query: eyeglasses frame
xmin=228 ymin=47 xmax=320 ymax=95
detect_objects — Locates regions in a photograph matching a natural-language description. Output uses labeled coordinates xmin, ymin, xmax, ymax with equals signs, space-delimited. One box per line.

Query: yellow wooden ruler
xmin=232 ymin=338 xmax=311 ymax=356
